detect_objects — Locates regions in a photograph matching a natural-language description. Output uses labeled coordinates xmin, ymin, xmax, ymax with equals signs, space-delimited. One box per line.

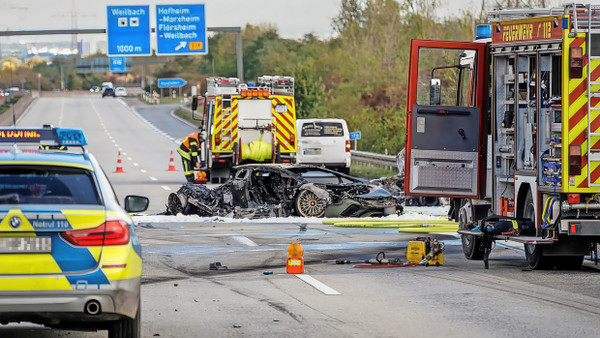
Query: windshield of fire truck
xmin=416 ymin=47 xmax=477 ymax=107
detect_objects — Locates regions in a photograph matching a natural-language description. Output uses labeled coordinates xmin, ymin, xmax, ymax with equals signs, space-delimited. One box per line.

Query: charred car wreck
xmin=167 ymin=164 xmax=401 ymax=218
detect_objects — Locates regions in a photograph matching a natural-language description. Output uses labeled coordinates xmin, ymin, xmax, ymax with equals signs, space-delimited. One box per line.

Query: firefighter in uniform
xmin=178 ymin=131 xmax=206 ymax=183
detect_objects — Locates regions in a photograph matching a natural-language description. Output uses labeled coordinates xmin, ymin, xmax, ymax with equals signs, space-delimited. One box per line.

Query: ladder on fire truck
xmin=576 ymin=4 xmax=600 ymax=186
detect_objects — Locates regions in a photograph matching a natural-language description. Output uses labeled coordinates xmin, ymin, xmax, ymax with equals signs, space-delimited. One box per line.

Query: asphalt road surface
xmin=3 ymin=94 xmax=600 ymax=337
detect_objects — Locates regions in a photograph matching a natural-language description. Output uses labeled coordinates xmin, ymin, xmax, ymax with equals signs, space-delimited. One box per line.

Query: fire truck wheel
xmin=522 ymin=192 xmax=551 ymax=269
xmin=295 ymin=190 xmax=326 ymax=218
xmin=459 ymin=199 xmax=484 ymax=260
xmin=233 ymin=142 xmax=240 ymax=165
xmin=275 ymin=144 xmax=281 ymax=163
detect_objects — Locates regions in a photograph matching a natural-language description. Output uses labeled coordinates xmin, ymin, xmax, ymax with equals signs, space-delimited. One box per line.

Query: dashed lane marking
xmin=161 ymin=186 xmax=171 ymax=191
xmin=149 ymin=176 xmax=157 ymax=181
xmin=295 ymin=274 xmax=341 ymax=295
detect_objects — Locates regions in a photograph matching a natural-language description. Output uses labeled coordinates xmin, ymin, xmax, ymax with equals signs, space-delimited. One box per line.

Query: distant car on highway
xmin=0 ymin=126 xmax=148 ymax=337
xmin=115 ymin=87 xmax=127 ymax=97
xmin=102 ymin=87 xmax=115 ymax=98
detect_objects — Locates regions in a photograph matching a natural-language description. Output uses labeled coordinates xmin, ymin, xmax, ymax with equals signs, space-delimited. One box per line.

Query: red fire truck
xmin=404 ymin=4 xmax=600 ymax=269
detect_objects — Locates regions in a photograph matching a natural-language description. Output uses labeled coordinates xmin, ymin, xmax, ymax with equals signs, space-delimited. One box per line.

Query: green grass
xmin=138 ymin=95 xmax=189 ymax=105
xmin=350 ymin=165 xmax=398 ymax=179
xmin=174 ymin=108 xmax=202 ymax=127
xmin=0 ymin=95 xmax=22 ymax=114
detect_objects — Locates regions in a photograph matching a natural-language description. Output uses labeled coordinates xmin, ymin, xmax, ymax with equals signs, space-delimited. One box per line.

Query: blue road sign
xmin=106 ymin=5 xmax=151 ymax=56
xmin=109 ymin=57 xmax=126 ymax=72
xmin=158 ymin=78 xmax=187 ymax=88
xmin=156 ymin=4 xmax=207 ymax=55
xmin=350 ymin=131 xmax=362 ymax=140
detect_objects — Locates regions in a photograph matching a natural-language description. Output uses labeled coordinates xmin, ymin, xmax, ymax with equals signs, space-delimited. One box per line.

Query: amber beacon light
xmin=286 ymin=242 xmax=304 ymax=274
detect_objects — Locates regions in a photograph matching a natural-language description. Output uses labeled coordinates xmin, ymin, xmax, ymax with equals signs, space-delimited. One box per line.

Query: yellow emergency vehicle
xmin=194 ymin=76 xmax=297 ymax=183
xmin=0 ymin=126 xmax=148 ymax=336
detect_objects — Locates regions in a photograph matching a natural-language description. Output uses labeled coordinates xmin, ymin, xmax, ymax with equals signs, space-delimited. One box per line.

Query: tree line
xmin=0 ymin=0 xmax=551 ymax=154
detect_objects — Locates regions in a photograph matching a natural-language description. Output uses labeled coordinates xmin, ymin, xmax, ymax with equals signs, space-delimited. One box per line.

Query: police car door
xmin=404 ymin=40 xmax=488 ymax=198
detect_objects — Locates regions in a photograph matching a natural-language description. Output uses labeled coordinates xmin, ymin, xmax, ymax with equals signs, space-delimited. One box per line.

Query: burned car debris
xmin=166 ymin=164 xmax=402 ymax=218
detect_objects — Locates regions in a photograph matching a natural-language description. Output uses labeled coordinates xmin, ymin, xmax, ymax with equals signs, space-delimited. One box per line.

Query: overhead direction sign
xmin=158 ymin=78 xmax=187 ymax=88
xmin=106 ymin=5 xmax=151 ymax=56
xmin=156 ymin=4 xmax=207 ymax=55
xmin=109 ymin=57 xmax=127 ymax=72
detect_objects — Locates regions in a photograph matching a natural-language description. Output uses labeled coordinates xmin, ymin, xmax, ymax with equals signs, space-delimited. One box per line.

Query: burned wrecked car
xmin=166 ymin=164 xmax=400 ymax=218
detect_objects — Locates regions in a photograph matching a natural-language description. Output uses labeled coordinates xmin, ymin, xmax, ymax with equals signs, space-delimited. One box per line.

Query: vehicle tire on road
xmin=295 ymin=189 xmax=326 ymax=218
xmin=108 ymin=303 xmax=141 ymax=338
xmin=458 ymin=199 xmax=484 ymax=260
xmin=167 ymin=193 xmax=183 ymax=215
xmin=522 ymin=191 xmax=551 ymax=269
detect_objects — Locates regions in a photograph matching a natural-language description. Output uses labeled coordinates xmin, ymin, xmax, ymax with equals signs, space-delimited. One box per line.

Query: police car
xmin=0 ymin=126 xmax=148 ymax=337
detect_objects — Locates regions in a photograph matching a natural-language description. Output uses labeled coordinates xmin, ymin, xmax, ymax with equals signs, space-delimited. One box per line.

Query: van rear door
xmin=298 ymin=121 xmax=348 ymax=165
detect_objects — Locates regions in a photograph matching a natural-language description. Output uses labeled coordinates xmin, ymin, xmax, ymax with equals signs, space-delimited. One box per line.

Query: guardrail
xmin=351 ymin=150 xmax=399 ymax=172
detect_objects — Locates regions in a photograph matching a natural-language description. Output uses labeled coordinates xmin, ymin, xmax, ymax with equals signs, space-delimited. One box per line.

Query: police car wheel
xmin=108 ymin=303 xmax=141 ymax=338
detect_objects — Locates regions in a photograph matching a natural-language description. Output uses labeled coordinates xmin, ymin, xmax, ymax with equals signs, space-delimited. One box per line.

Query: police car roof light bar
xmin=0 ymin=127 xmax=88 ymax=147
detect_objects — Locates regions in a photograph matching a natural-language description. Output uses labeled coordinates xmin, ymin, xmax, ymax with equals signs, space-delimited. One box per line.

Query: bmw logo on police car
xmin=9 ymin=216 xmax=22 ymax=229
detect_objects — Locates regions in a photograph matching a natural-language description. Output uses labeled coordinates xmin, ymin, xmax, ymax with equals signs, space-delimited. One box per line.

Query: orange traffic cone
xmin=166 ymin=150 xmax=178 ymax=171
xmin=113 ymin=151 xmax=126 ymax=173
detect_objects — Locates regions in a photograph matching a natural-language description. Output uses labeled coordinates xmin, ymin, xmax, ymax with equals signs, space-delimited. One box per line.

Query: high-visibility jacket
xmin=178 ymin=132 xmax=202 ymax=163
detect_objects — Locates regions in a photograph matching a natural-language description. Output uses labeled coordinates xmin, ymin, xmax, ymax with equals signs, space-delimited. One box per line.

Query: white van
xmin=296 ymin=118 xmax=351 ymax=174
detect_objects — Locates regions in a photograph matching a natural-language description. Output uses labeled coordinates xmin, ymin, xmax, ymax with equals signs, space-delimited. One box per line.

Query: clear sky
xmin=0 ymin=0 xmax=564 ymax=44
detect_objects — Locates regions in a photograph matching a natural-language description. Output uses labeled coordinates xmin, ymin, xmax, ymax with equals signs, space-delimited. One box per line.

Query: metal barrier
xmin=351 ymin=150 xmax=399 ymax=172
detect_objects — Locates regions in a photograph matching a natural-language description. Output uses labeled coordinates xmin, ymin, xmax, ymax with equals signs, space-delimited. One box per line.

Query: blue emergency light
xmin=476 ymin=24 xmax=492 ymax=40
xmin=0 ymin=127 xmax=87 ymax=146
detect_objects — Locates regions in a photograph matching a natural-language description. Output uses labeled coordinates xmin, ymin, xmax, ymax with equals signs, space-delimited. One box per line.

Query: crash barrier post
xmin=286 ymin=242 xmax=304 ymax=274
xmin=113 ymin=151 xmax=126 ymax=173
xmin=166 ymin=150 xmax=177 ymax=171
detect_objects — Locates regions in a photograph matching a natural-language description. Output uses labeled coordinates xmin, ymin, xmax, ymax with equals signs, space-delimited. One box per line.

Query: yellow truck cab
xmin=195 ymin=76 xmax=298 ymax=183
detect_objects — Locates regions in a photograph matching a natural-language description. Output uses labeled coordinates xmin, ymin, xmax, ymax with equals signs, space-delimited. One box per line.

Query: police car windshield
xmin=0 ymin=166 xmax=100 ymax=205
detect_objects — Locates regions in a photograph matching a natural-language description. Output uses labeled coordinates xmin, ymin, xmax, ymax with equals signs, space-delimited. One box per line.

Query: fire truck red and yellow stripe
xmin=211 ymin=95 xmax=297 ymax=154
xmin=563 ymin=32 xmax=600 ymax=192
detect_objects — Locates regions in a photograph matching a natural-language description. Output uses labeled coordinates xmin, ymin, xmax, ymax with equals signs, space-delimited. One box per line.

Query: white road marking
xmin=149 ymin=176 xmax=157 ymax=181
xmin=141 ymin=169 xmax=147 ymax=173
xmin=133 ymin=162 xmax=139 ymax=166
xmin=127 ymin=157 xmax=133 ymax=161
xmin=295 ymin=274 xmax=341 ymax=295
xmin=231 ymin=236 xmax=258 ymax=247
xmin=161 ymin=186 xmax=171 ymax=191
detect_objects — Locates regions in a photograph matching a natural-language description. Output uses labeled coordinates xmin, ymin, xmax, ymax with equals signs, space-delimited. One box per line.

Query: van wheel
xmin=295 ymin=190 xmax=326 ymax=218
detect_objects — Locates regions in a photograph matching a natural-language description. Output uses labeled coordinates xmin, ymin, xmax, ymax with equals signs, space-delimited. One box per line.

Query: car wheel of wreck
xmin=167 ymin=193 xmax=183 ymax=215
xmin=295 ymin=190 xmax=326 ymax=218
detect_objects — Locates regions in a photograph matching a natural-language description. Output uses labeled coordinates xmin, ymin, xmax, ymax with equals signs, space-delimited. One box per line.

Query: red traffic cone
xmin=113 ymin=151 xmax=126 ymax=173
xmin=166 ymin=150 xmax=178 ymax=171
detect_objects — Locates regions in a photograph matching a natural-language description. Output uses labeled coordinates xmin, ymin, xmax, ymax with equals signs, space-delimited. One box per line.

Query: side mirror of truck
xmin=191 ymin=96 xmax=198 ymax=111
xmin=430 ymin=79 xmax=441 ymax=106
